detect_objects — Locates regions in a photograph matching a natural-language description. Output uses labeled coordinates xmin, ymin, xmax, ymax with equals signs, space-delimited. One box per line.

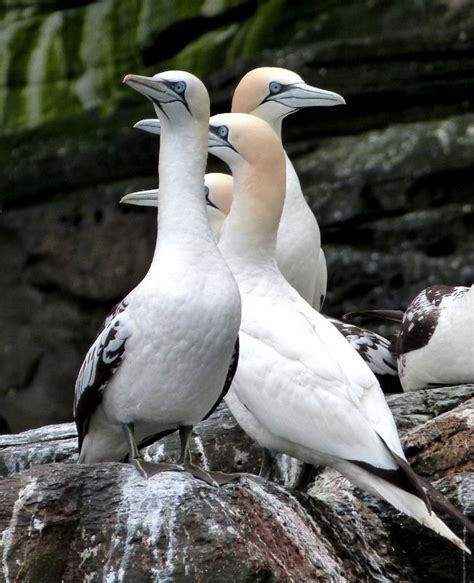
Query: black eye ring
xmin=269 ymin=81 xmax=282 ymax=94
xmin=218 ymin=125 xmax=229 ymax=139
xmin=173 ymin=81 xmax=186 ymax=94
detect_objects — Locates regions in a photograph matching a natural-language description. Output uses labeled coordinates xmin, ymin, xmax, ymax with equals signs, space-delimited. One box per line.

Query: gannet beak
xmin=264 ymin=83 xmax=346 ymax=110
xmin=133 ymin=119 xmax=162 ymax=135
xmin=120 ymin=189 xmax=159 ymax=207
xmin=123 ymin=74 xmax=188 ymax=112
xmin=123 ymin=74 xmax=168 ymax=98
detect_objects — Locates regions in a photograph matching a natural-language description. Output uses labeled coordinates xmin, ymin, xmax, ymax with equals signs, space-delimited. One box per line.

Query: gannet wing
xmin=74 ymin=300 xmax=131 ymax=451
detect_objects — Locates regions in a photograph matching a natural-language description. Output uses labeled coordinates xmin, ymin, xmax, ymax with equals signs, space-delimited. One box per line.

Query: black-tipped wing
xmin=74 ymin=300 xmax=131 ymax=451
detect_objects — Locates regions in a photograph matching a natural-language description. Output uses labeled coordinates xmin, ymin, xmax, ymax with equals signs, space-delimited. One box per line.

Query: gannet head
xmin=209 ymin=113 xmax=284 ymax=170
xmin=208 ymin=113 xmax=286 ymax=232
xmin=232 ymin=67 xmax=345 ymax=134
xmin=120 ymin=173 xmax=233 ymax=214
xmin=123 ymin=70 xmax=209 ymax=123
xmin=204 ymin=173 xmax=233 ymax=215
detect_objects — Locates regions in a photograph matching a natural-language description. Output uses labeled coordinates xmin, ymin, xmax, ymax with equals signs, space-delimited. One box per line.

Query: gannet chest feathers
xmin=232 ymin=67 xmax=345 ymax=309
xmin=208 ymin=112 xmax=472 ymax=552
xmin=74 ymin=71 xmax=241 ymax=485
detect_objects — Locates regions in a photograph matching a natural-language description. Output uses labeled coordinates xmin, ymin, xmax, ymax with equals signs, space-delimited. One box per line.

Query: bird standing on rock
xmin=207 ymin=111 xmax=471 ymax=551
xmin=74 ymin=71 xmax=241 ymax=485
xmin=122 ymin=161 xmax=401 ymax=395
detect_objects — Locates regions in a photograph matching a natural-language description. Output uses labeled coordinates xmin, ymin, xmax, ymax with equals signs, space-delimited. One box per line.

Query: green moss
xmin=171 ymin=24 xmax=238 ymax=79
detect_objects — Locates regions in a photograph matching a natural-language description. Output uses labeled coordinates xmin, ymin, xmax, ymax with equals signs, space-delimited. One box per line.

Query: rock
xmin=0 ymin=385 xmax=472 ymax=581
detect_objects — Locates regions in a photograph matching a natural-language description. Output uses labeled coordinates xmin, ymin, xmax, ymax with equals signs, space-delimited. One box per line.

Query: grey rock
xmin=0 ymin=386 xmax=472 ymax=581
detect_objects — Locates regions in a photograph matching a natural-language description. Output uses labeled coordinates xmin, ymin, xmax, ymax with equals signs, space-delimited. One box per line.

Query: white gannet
xmin=206 ymin=111 xmax=471 ymax=551
xmin=122 ymin=159 xmax=401 ymax=395
xmin=231 ymin=67 xmax=345 ymax=310
xmin=121 ymin=172 xmax=232 ymax=240
xmin=74 ymin=71 xmax=241 ymax=484
xmin=134 ymin=67 xmax=345 ymax=310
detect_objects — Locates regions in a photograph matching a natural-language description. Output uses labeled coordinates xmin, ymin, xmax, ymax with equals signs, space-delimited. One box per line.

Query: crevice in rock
xmin=141 ymin=0 xmax=258 ymax=65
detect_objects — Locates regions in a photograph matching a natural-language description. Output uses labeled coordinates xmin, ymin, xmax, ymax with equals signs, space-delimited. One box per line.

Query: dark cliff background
xmin=1 ymin=0 xmax=473 ymax=432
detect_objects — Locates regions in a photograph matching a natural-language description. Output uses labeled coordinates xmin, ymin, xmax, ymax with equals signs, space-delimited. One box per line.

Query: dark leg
xmin=123 ymin=423 xmax=184 ymax=479
xmin=292 ymin=462 xmax=321 ymax=491
xmin=178 ymin=425 xmax=241 ymax=487
xmin=259 ymin=448 xmax=278 ymax=480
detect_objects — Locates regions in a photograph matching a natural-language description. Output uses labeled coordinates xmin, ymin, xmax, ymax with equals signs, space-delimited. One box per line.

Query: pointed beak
xmin=133 ymin=119 xmax=162 ymax=135
xmin=269 ymin=83 xmax=346 ymax=109
xmin=123 ymin=74 xmax=168 ymax=100
xmin=120 ymin=189 xmax=159 ymax=207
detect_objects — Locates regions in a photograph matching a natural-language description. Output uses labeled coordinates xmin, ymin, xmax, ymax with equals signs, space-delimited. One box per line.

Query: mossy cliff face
xmin=0 ymin=1 xmax=474 ymax=433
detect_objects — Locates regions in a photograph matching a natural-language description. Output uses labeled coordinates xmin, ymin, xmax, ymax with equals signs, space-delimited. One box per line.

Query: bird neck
xmin=149 ymin=119 xmax=215 ymax=268
xmin=219 ymin=160 xmax=285 ymax=267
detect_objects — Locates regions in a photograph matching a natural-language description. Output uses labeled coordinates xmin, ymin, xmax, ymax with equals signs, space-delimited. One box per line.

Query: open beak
xmin=266 ymin=83 xmax=345 ymax=109
xmin=133 ymin=119 xmax=162 ymax=135
xmin=120 ymin=189 xmax=159 ymax=207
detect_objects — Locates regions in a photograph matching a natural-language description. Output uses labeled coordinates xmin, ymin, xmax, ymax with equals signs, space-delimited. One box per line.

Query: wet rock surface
xmin=0 ymin=385 xmax=472 ymax=582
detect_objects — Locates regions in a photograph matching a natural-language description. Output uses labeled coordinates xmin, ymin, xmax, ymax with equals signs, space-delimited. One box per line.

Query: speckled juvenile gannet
xmin=352 ymin=285 xmax=474 ymax=392
xmin=123 ymin=160 xmax=401 ymax=395
xmin=397 ymin=285 xmax=474 ymax=391
xmin=207 ymin=111 xmax=471 ymax=551
xmin=74 ymin=71 xmax=241 ymax=484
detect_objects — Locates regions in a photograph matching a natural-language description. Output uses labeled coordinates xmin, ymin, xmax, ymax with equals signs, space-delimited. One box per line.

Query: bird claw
xmin=132 ymin=458 xmax=185 ymax=479
xmin=182 ymin=462 xmax=241 ymax=487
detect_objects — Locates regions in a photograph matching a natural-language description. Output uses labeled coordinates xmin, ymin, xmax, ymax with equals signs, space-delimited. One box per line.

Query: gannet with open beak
xmin=74 ymin=71 xmax=241 ymax=485
xmin=207 ymin=111 xmax=471 ymax=551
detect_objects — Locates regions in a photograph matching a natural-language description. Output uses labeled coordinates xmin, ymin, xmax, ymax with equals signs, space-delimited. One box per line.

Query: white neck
xmin=147 ymin=117 xmax=216 ymax=275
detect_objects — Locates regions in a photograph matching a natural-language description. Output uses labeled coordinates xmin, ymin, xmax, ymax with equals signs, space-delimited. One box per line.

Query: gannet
xmin=123 ymin=161 xmax=401 ymax=394
xmin=231 ymin=67 xmax=345 ymax=310
xmin=206 ymin=111 xmax=471 ymax=551
xmin=345 ymin=284 xmax=474 ymax=392
xmin=134 ymin=67 xmax=345 ymax=310
xmin=121 ymin=172 xmax=232 ymax=240
xmin=74 ymin=71 xmax=241 ymax=484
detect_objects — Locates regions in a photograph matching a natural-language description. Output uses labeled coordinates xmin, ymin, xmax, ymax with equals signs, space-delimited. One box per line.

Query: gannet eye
xmin=269 ymin=81 xmax=282 ymax=94
xmin=218 ymin=125 xmax=229 ymax=139
xmin=173 ymin=81 xmax=186 ymax=94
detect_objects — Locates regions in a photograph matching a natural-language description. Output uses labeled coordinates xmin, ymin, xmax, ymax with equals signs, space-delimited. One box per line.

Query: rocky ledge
xmin=0 ymin=385 xmax=472 ymax=582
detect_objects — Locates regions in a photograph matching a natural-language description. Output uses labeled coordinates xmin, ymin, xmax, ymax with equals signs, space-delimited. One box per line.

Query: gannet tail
xmin=336 ymin=460 xmax=471 ymax=553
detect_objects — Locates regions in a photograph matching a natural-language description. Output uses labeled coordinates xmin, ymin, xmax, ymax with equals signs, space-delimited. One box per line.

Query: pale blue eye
xmin=218 ymin=126 xmax=228 ymax=139
xmin=269 ymin=81 xmax=282 ymax=94
xmin=173 ymin=81 xmax=186 ymax=94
